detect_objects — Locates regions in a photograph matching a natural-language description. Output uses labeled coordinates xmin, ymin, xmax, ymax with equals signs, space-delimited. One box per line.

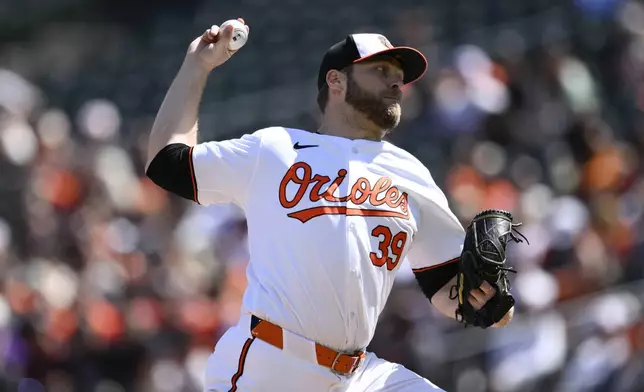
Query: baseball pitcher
xmin=145 ymin=19 xmax=524 ymax=392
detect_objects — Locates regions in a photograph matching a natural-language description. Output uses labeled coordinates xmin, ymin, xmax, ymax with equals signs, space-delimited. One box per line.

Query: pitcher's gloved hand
xmin=450 ymin=210 xmax=528 ymax=328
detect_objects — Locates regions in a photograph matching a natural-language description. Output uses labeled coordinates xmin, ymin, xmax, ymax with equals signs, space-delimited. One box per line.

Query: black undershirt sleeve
xmin=145 ymin=143 xmax=197 ymax=202
xmin=413 ymin=260 xmax=459 ymax=303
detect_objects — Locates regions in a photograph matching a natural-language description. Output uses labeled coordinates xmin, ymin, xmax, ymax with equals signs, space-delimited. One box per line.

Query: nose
xmin=389 ymin=80 xmax=403 ymax=99
xmin=390 ymin=78 xmax=403 ymax=91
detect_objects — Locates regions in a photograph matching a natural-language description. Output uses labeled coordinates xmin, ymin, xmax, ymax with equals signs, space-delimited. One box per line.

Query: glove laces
xmin=509 ymin=222 xmax=529 ymax=245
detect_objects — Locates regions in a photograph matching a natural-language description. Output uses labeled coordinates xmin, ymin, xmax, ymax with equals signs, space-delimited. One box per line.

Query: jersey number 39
xmin=369 ymin=225 xmax=408 ymax=271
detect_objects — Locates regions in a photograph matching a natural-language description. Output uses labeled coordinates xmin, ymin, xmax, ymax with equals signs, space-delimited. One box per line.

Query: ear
xmin=326 ymin=70 xmax=346 ymax=95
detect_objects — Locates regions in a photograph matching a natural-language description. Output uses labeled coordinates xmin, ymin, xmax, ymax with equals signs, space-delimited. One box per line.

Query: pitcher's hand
xmin=468 ymin=281 xmax=514 ymax=328
xmin=185 ymin=18 xmax=249 ymax=72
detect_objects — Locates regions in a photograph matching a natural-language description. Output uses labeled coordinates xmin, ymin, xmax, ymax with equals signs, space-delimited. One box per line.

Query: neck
xmin=317 ymin=108 xmax=385 ymax=142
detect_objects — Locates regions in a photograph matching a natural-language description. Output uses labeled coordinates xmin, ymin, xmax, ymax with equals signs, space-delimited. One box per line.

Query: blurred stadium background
xmin=2 ymin=0 xmax=644 ymax=391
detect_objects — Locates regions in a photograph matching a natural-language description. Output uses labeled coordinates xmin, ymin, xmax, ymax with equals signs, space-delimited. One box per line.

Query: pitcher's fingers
xmin=470 ymin=288 xmax=487 ymax=303
xmin=215 ymin=23 xmax=232 ymax=44
xmin=204 ymin=25 xmax=220 ymax=42
xmin=468 ymin=295 xmax=483 ymax=310
xmin=479 ymin=281 xmax=496 ymax=296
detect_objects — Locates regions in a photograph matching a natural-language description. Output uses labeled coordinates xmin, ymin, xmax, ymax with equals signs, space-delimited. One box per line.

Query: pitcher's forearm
xmin=146 ymin=59 xmax=210 ymax=170
xmin=431 ymin=276 xmax=459 ymax=319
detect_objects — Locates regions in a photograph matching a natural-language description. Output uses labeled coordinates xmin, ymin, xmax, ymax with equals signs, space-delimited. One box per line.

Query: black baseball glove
xmin=450 ymin=210 xmax=527 ymax=328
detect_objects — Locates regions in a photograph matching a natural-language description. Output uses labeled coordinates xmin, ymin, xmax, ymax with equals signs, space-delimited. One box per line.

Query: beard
xmin=345 ymin=76 xmax=401 ymax=131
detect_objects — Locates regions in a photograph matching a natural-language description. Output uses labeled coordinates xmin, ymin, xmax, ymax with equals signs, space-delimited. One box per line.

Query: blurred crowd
xmin=2 ymin=0 xmax=644 ymax=391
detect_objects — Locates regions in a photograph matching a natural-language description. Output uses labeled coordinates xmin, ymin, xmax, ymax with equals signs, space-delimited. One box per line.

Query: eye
xmin=375 ymin=66 xmax=387 ymax=75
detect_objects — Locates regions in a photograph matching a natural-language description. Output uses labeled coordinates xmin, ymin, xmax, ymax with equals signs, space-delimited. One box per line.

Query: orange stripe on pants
xmin=228 ymin=337 xmax=255 ymax=392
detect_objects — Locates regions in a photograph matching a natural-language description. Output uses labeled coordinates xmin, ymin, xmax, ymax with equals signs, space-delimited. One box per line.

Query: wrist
xmin=181 ymin=57 xmax=214 ymax=78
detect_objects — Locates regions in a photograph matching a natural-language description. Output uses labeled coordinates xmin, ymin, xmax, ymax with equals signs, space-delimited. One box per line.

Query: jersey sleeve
xmin=406 ymin=185 xmax=466 ymax=272
xmin=190 ymin=131 xmax=262 ymax=207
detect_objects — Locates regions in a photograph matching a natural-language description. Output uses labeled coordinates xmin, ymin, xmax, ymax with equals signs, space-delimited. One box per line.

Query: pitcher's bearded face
xmin=344 ymin=60 xmax=404 ymax=130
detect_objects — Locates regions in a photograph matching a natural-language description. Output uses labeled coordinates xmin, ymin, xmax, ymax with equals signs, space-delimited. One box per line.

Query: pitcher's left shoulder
xmin=381 ymin=142 xmax=436 ymax=186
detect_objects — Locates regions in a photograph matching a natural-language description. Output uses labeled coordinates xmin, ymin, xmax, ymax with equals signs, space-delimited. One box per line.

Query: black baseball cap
xmin=317 ymin=33 xmax=428 ymax=91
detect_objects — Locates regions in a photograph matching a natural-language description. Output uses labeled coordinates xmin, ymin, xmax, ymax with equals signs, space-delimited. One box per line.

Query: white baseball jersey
xmin=191 ymin=127 xmax=465 ymax=352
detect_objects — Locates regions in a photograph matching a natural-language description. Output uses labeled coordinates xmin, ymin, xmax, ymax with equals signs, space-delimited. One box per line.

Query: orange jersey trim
xmin=188 ymin=146 xmax=199 ymax=204
xmin=412 ymin=257 xmax=460 ymax=273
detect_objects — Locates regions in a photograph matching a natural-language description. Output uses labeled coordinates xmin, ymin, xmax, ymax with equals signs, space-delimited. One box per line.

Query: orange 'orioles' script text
xmin=279 ymin=162 xmax=410 ymax=223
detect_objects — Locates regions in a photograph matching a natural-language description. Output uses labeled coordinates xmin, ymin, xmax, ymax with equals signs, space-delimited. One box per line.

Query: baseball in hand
xmin=220 ymin=19 xmax=249 ymax=51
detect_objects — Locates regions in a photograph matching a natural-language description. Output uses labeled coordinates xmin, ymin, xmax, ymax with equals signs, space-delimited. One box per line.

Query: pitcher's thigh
xmin=348 ymin=352 xmax=445 ymax=392
xmin=203 ymin=327 xmax=253 ymax=391
xmin=204 ymin=327 xmax=340 ymax=392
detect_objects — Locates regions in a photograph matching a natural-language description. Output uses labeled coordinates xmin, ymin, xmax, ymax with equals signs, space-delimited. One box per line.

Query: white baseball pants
xmin=203 ymin=313 xmax=445 ymax=392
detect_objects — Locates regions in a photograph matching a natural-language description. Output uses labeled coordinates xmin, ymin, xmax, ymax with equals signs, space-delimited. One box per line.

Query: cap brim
xmin=353 ymin=47 xmax=428 ymax=85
